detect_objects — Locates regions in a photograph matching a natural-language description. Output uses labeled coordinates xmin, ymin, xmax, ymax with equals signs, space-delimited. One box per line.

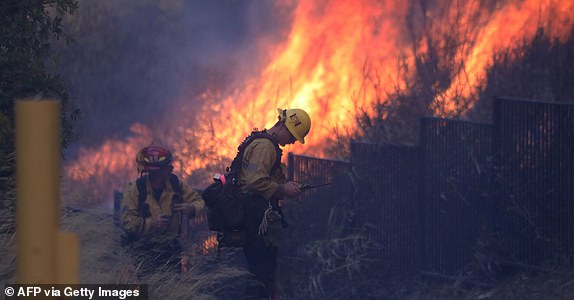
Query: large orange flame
xmin=64 ymin=0 xmax=574 ymax=206
xmin=192 ymin=0 xmax=412 ymax=161
xmin=436 ymin=0 xmax=574 ymax=113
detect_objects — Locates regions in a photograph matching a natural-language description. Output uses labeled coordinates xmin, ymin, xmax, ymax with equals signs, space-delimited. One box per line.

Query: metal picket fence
xmin=350 ymin=97 xmax=573 ymax=277
xmin=280 ymin=153 xmax=354 ymax=296
xmin=112 ymin=97 xmax=574 ymax=281
xmin=285 ymin=153 xmax=353 ymax=241
xmin=351 ymin=117 xmax=493 ymax=276
xmin=351 ymin=142 xmax=421 ymax=277
xmin=419 ymin=117 xmax=493 ymax=274
xmin=493 ymin=97 xmax=574 ymax=265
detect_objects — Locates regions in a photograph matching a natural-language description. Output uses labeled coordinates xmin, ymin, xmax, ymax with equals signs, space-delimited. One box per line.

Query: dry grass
xmin=2 ymin=181 xmax=573 ymax=299
xmin=292 ymin=234 xmax=384 ymax=299
xmin=0 ymin=170 xmax=16 ymax=287
xmin=60 ymin=207 xmax=252 ymax=299
xmin=396 ymin=268 xmax=574 ymax=300
xmin=0 ymin=215 xmax=16 ymax=286
xmin=59 ymin=207 xmax=136 ymax=284
xmin=0 ymin=205 xmax=251 ymax=299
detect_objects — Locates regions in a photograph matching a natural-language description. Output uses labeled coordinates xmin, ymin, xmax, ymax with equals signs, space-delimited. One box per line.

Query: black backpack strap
xmin=231 ymin=130 xmax=282 ymax=178
xmin=136 ymin=175 xmax=151 ymax=218
xmin=137 ymin=174 xmax=181 ymax=204
xmin=168 ymin=173 xmax=184 ymax=235
xmin=169 ymin=173 xmax=182 ymax=204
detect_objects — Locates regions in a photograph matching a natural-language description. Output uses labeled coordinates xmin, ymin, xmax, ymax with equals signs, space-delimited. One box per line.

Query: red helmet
xmin=136 ymin=145 xmax=173 ymax=174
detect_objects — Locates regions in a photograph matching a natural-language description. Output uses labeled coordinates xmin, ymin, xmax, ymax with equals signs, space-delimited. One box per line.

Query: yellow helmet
xmin=278 ymin=108 xmax=311 ymax=144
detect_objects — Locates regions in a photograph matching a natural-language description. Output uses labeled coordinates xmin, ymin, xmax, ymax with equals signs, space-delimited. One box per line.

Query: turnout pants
xmin=242 ymin=195 xmax=279 ymax=299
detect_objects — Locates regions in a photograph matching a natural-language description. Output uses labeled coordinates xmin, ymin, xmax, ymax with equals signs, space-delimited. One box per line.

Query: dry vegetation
xmin=0 ymin=214 xmax=16 ymax=286
xmin=320 ymin=22 xmax=574 ymax=300
xmin=2 ymin=3 xmax=573 ymax=299
xmin=2 ymin=204 xmax=574 ymax=299
xmin=395 ymin=268 xmax=574 ymax=300
xmin=0 ymin=205 xmax=254 ymax=299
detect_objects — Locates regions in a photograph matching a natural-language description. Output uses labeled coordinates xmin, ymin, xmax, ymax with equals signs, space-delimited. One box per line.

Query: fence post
xmin=16 ymin=99 xmax=79 ymax=284
xmin=417 ymin=117 xmax=427 ymax=272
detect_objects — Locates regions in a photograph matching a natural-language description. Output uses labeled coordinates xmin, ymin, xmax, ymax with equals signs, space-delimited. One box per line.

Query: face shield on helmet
xmin=278 ymin=108 xmax=311 ymax=144
xmin=136 ymin=145 xmax=173 ymax=174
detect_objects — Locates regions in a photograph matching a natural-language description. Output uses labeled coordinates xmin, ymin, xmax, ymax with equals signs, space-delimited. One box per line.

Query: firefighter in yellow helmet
xmin=121 ymin=145 xmax=204 ymax=276
xmin=237 ymin=108 xmax=311 ymax=299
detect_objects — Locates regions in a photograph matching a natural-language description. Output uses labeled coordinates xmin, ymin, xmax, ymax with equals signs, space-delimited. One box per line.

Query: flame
xmin=192 ymin=0 xmax=412 ymax=160
xmin=201 ymin=235 xmax=218 ymax=255
xmin=64 ymin=0 xmax=574 ymax=205
xmin=436 ymin=0 xmax=574 ymax=114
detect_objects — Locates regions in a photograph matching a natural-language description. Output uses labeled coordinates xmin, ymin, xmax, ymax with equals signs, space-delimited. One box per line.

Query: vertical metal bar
xmin=287 ymin=152 xmax=294 ymax=181
xmin=417 ymin=117 xmax=427 ymax=272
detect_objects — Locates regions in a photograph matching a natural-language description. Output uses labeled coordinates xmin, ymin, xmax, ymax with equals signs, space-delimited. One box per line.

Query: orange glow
xmin=201 ymin=235 xmax=218 ymax=255
xmin=64 ymin=0 xmax=574 ymax=204
xmin=192 ymin=0 xmax=412 ymax=161
xmin=436 ymin=0 xmax=574 ymax=114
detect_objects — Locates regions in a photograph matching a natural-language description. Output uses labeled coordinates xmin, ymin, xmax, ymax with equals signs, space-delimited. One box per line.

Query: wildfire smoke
xmin=63 ymin=0 xmax=573 ymax=206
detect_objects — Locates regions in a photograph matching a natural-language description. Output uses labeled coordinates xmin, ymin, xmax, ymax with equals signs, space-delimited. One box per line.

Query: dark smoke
xmin=57 ymin=0 xmax=294 ymax=154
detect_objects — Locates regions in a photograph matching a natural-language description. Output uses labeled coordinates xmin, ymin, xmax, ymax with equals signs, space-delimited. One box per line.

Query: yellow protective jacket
xmin=121 ymin=175 xmax=204 ymax=242
xmin=238 ymin=137 xmax=286 ymax=200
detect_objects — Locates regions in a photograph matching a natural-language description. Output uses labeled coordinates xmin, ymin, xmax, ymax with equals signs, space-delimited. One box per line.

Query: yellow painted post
xmin=15 ymin=99 xmax=80 ymax=284
xmin=16 ymin=99 xmax=61 ymax=283
xmin=56 ymin=231 xmax=79 ymax=283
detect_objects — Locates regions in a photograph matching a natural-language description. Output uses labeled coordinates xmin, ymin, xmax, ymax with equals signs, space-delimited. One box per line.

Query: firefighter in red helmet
xmin=121 ymin=144 xmax=204 ymax=277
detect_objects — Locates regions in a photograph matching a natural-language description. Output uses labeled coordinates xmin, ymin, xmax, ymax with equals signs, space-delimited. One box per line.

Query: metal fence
xmin=280 ymin=153 xmax=353 ymax=296
xmin=419 ymin=117 xmax=493 ymax=274
xmin=350 ymin=118 xmax=493 ymax=276
xmin=350 ymin=97 xmax=573 ymax=277
xmin=493 ymin=97 xmax=574 ymax=265
xmin=285 ymin=153 xmax=353 ymax=241
xmin=351 ymin=142 xmax=421 ymax=277
xmin=112 ymin=97 xmax=574 ymax=280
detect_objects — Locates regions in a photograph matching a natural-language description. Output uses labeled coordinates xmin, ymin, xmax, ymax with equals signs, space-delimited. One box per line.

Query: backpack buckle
xmin=213 ymin=173 xmax=227 ymax=185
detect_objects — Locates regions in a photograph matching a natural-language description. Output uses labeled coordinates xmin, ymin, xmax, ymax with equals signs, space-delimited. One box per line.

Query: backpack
xmin=122 ymin=173 xmax=183 ymax=244
xmin=202 ymin=131 xmax=281 ymax=236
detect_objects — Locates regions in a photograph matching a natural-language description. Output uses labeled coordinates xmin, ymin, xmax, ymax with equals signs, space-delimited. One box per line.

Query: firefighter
xmin=238 ymin=108 xmax=311 ymax=299
xmin=121 ymin=145 xmax=204 ymax=276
